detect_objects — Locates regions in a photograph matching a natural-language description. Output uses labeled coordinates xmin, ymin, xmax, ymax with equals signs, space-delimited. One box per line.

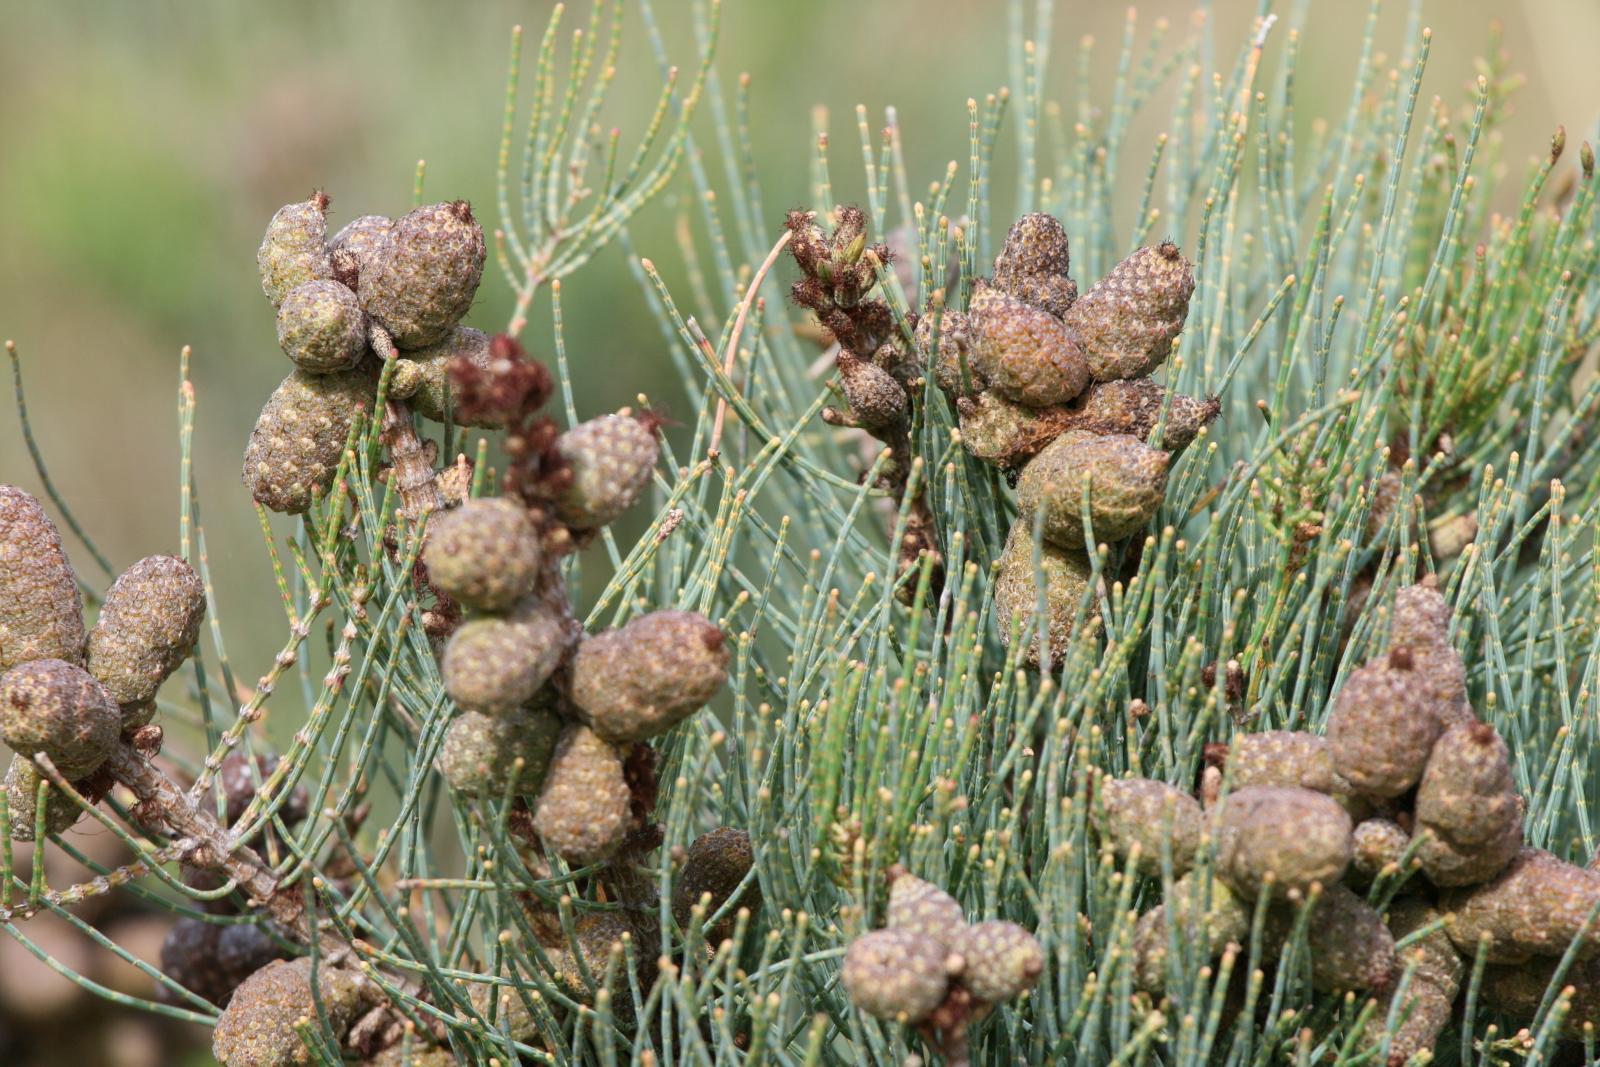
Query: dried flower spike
xmin=359 ymin=200 xmax=486 ymax=349
xmin=441 ymin=601 xmax=568 ymax=713
xmin=552 ymin=412 xmax=661 ymax=531
xmin=86 ymin=554 xmax=206 ymax=718
xmin=439 ymin=706 xmax=562 ymax=797
xmin=256 ymin=192 xmax=333 ymax=309
xmin=242 ymin=368 xmax=375 ymax=514
xmin=569 ymin=610 xmax=729 ymax=743
xmin=422 ymin=498 xmax=542 ymax=613
xmin=275 ymin=280 xmax=366 ymax=374
xmin=0 ymin=485 xmax=86 ymax=671
xmin=1092 ymin=775 xmax=1205 ymax=876
xmin=531 ymin=724 xmax=633 ymax=866
xmin=1015 ymin=430 xmax=1171 ymax=550
xmin=0 ymin=658 xmax=119 ymax=779
xmin=841 ymin=928 xmax=952 ymax=1024
xmin=1064 ymin=241 xmax=1195 ymax=381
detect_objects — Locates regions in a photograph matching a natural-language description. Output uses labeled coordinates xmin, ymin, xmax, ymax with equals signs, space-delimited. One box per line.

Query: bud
xmin=0 ymin=659 xmax=119 ymax=779
xmin=359 ymin=200 xmax=486 ymax=349
xmin=532 ymin=724 xmax=633 ymax=866
xmin=1444 ymin=849 xmax=1600 ymax=962
xmin=212 ymin=956 xmax=366 ymax=1067
xmin=968 ymin=284 xmax=1090 ymax=407
xmin=423 ymin=498 xmax=542 ymax=613
xmin=1092 ymin=776 xmax=1205 ymax=877
xmin=394 ymin=327 xmax=507 ymax=428
xmin=327 ymin=214 xmax=392 ymax=281
xmin=1215 ymin=786 xmax=1352 ymax=899
xmin=86 ymin=554 xmax=206 ymax=714
xmin=670 ymin=827 xmax=758 ymax=945
xmin=841 ymin=929 xmax=951 ymax=1023
xmin=886 ymin=869 xmax=965 ymax=949
xmin=958 ymin=920 xmax=1044 ymax=1003
xmin=0 ymin=485 xmax=86 ymax=671
xmin=1066 ymin=378 xmax=1219 ymax=451
xmin=553 ymin=413 xmax=661 ymax=531
xmin=569 ymin=610 xmax=728 ymax=743
xmin=441 ymin=602 xmax=569 ymax=713
xmin=1064 ymin=242 xmax=1195 ymax=381
xmin=275 ymin=280 xmax=366 ymax=374
xmin=1015 ymin=430 xmax=1170 ymax=550
xmin=242 ymin=368 xmax=375 ymax=514
xmin=439 ymin=706 xmax=562 ymax=797
xmin=256 ymin=193 xmax=333 ymax=309
xmin=1327 ymin=652 xmax=1446 ymax=798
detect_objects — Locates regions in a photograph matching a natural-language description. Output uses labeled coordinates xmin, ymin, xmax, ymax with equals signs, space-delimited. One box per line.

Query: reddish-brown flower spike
xmin=1064 ymin=241 xmax=1195 ymax=381
xmin=0 ymin=485 xmax=86 ymax=671
xmin=446 ymin=331 xmax=554 ymax=428
xmin=359 ymin=200 xmax=486 ymax=349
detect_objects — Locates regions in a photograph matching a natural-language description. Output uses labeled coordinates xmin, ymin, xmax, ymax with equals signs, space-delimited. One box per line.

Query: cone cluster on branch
xmin=920 ymin=214 xmax=1216 ymax=667
xmin=1092 ymin=582 xmax=1600 ymax=1063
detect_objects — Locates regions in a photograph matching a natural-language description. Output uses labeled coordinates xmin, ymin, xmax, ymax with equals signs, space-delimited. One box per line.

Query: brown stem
xmin=368 ymin=324 xmax=443 ymax=520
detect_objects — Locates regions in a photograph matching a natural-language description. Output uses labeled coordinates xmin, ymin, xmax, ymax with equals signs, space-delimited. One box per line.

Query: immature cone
xmin=886 ymin=869 xmax=966 ymax=951
xmin=442 ymin=603 xmax=568 ymax=713
xmin=358 ymin=200 xmax=485 ymax=349
xmin=553 ymin=413 xmax=660 ymax=531
xmin=1132 ymin=872 xmax=1250 ymax=992
xmin=1016 ymin=430 xmax=1171 ymax=549
xmin=1064 ymin=241 xmax=1195 ymax=381
xmin=958 ymin=920 xmax=1045 ymax=1003
xmin=242 ymin=368 xmax=375 ymax=514
xmin=1477 ymin=956 xmax=1600 ymax=1039
xmin=5 ymin=756 xmax=90 ymax=840
xmin=1364 ymin=900 xmax=1466 ymax=1064
xmin=1412 ymin=721 xmax=1522 ymax=887
xmin=1092 ymin=776 xmax=1205 ymax=877
xmin=439 ymin=707 xmax=561 ymax=798
xmin=671 ymin=827 xmax=758 ymax=944
xmin=1215 ymin=786 xmax=1352 ymax=899
xmin=212 ymin=956 xmax=366 ymax=1067
xmin=160 ymin=918 xmax=290 ymax=1007
xmin=275 ymin=280 xmax=365 ymax=374
xmin=1351 ymin=818 xmax=1412 ymax=880
xmin=837 ymin=351 xmax=907 ymax=431
xmin=531 ymin=724 xmax=633 ymax=866
xmin=992 ymin=522 xmax=1095 ymax=668
xmin=991 ymin=212 xmax=1077 ymax=319
xmin=919 ymin=310 xmax=980 ymax=397
xmin=1327 ymin=650 xmax=1446 ymax=799
xmin=423 ymin=498 xmax=542 ymax=613
xmin=327 ymin=214 xmax=392 ymax=280
xmin=86 ymin=554 xmax=206 ymax=712
xmin=841 ymin=929 xmax=952 ymax=1023
xmin=569 ymin=610 xmax=729 ymax=743
xmin=1443 ymin=848 xmax=1600 ymax=962
xmin=956 ymin=392 xmax=1075 ymax=471
xmin=257 ymin=194 xmax=333 ymax=309
xmin=1224 ymin=730 xmax=1364 ymax=816
xmin=1388 ymin=584 xmax=1474 ymax=725
xmin=1292 ymin=884 xmax=1396 ymax=993
xmin=0 ymin=659 xmax=119 ymax=779
xmin=968 ymin=284 xmax=1090 ymax=407
xmin=392 ymin=326 xmax=506 ymax=428
xmin=0 ymin=485 xmax=86 ymax=671
xmin=1066 ymin=379 xmax=1219 ymax=451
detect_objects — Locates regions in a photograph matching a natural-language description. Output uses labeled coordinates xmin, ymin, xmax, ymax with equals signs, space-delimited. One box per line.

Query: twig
xmin=368 ymin=324 xmax=443 ymax=520
xmin=709 ymin=229 xmax=792 ymax=458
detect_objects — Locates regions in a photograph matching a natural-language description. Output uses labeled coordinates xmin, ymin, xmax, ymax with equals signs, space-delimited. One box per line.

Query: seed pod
xmin=1092 ymin=776 xmax=1205 ymax=877
xmin=1290 ymin=884 xmax=1396 ymax=993
xmin=991 ymin=213 xmax=1076 ymax=319
xmin=531 ymin=724 xmax=633 ymax=866
xmin=441 ymin=603 xmax=568 ymax=713
xmin=423 ymin=498 xmax=541 ymax=613
xmin=842 ymin=928 xmax=952 ymax=1023
xmin=358 ymin=200 xmax=485 ymax=349
xmin=992 ymin=518 xmax=1094 ymax=668
xmin=671 ymin=827 xmax=758 ymax=943
xmin=1327 ymin=650 xmax=1446 ymax=798
xmin=1351 ymin=818 xmax=1412 ymax=880
xmin=569 ymin=610 xmax=729 ymax=744
xmin=1015 ymin=430 xmax=1171 ymax=550
xmin=0 ymin=485 xmax=86 ymax=671
xmin=919 ymin=310 xmax=981 ymax=397
xmin=553 ymin=413 xmax=660 ymax=531
xmin=838 ymin=352 xmax=907 ymax=431
xmin=212 ymin=956 xmax=366 ymax=1067
xmin=967 ymin=284 xmax=1090 ymax=407
xmin=243 ymin=368 xmax=375 ymax=514
xmin=956 ymin=392 xmax=1075 ymax=471
xmin=1064 ymin=242 xmax=1195 ymax=382
xmin=393 ymin=326 xmax=506 ymax=428
xmin=1444 ymin=849 xmax=1600 ymax=962
xmin=440 ymin=706 xmax=562 ymax=798
xmin=257 ymin=193 xmax=332 ymax=309
xmin=1477 ymin=956 xmax=1600 ymax=1039
xmin=275 ymin=280 xmax=365 ymax=374
xmin=958 ymin=920 xmax=1044 ymax=1003
xmin=1413 ymin=722 xmax=1522 ymax=888
xmin=0 ymin=659 xmax=118 ymax=778
xmin=86 ymin=554 xmax=206 ymax=711
xmin=5 ymin=756 xmax=88 ymax=840
xmin=1132 ymin=872 xmax=1250 ymax=992
xmin=1215 ymin=786 xmax=1352 ymax=899
xmin=327 ymin=214 xmax=391 ymax=281
xmin=886 ymin=869 xmax=966 ymax=949
xmin=1065 ymin=379 xmax=1219 ymax=451
xmin=161 ymin=918 xmax=290 ymax=1008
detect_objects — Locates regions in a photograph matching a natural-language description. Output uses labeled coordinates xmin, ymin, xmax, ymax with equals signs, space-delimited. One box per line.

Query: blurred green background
xmin=0 ymin=1 xmax=1595 ymax=1063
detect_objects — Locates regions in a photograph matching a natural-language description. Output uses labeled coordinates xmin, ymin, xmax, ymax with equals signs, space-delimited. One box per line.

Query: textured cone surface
xmin=1215 ymin=786 xmax=1352 ymax=898
xmin=243 ymin=368 xmax=375 ymax=514
xmin=5 ymin=755 xmax=87 ymax=840
xmin=1297 ymin=885 xmax=1396 ymax=993
xmin=569 ymin=610 xmax=729 ymax=743
xmin=442 ymin=603 xmax=568 ymax=713
xmin=886 ymin=871 xmax=966 ymax=951
xmin=1414 ymin=722 xmax=1522 ymax=887
xmin=212 ymin=956 xmax=364 ymax=1067
xmin=275 ymin=280 xmax=365 ymax=373
xmin=553 ymin=414 xmax=660 ymax=530
xmin=968 ymin=284 xmax=1090 ymax=406
xmin=439 ymin=706 xmax=561 ymax=797
xmin=1351 ymin=818 xmax=1412 ymax=879
xmin=363 ymin=1046 xmax=457 ymax=1067
xmin=86 ymin=553 xmax=206 ymax=709
xmin=423 ymin=498 xmax=541 ymax=613
xmin=397 ymin=326 xmax=505 ymax=428
xmin=1016 ymin=430 xmax=1170 ymax=550
xmin=959 ymin=920 xmax=1044 ymax=1003
xmin=839 ymin=355 xmax=907 ymax=431
xmin=920 ymin=310 xmax=982 ymax=397
xmin=1068 ymin=378 xmax=1218 ymax=451
xmin=532 ymin=724 xmax=632 ymax=866
xmin=1327 ymin=654 xmax=1446 ymax=798
xmin=0 ymin=658 xmax=119 ymax=778
xmin=0 ymin=486 xmax=86 ymax=671
xmin=359 ymin=200 xmax=485 ymax=349
xmin=1093 ymin=776 xmax=1204 ymax=877
xmin=992 ymin=213 xmax=1077 ymax=318
xmin=957 ymin=392 xmax=1075 ymax=470
xmin=992 ymin=519 xmax=1094 ymax=668
xmin=328 ymin=214 xmax=391 ymax=280
xmin=1132 ymin=873 xmax=1250 ymax=992
xmin=1367 ymin=899 xmax=1465 ymax=1063
xmin=1392 ymin=583 xmax=1452 ymax=647
xmin=841 ymin=929 xmax=951 ymax=1023
xmin=1478 ymin=956 xmax=1600 ymax=1038
xmin=1443 ymin=848 xmax=1600 ymax=962
xmin=257 ymin=195 xmax=333 ymax=309
xmin=671 ymin=827 xmax=758 ymax=941
xmin=1226 ymin=730 xmax=1366 ymax=817
xmin=161 ymin=918 xmax=290 ymax=1008
xmin=1064 ymin=241 xmax=1195 ymax=381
